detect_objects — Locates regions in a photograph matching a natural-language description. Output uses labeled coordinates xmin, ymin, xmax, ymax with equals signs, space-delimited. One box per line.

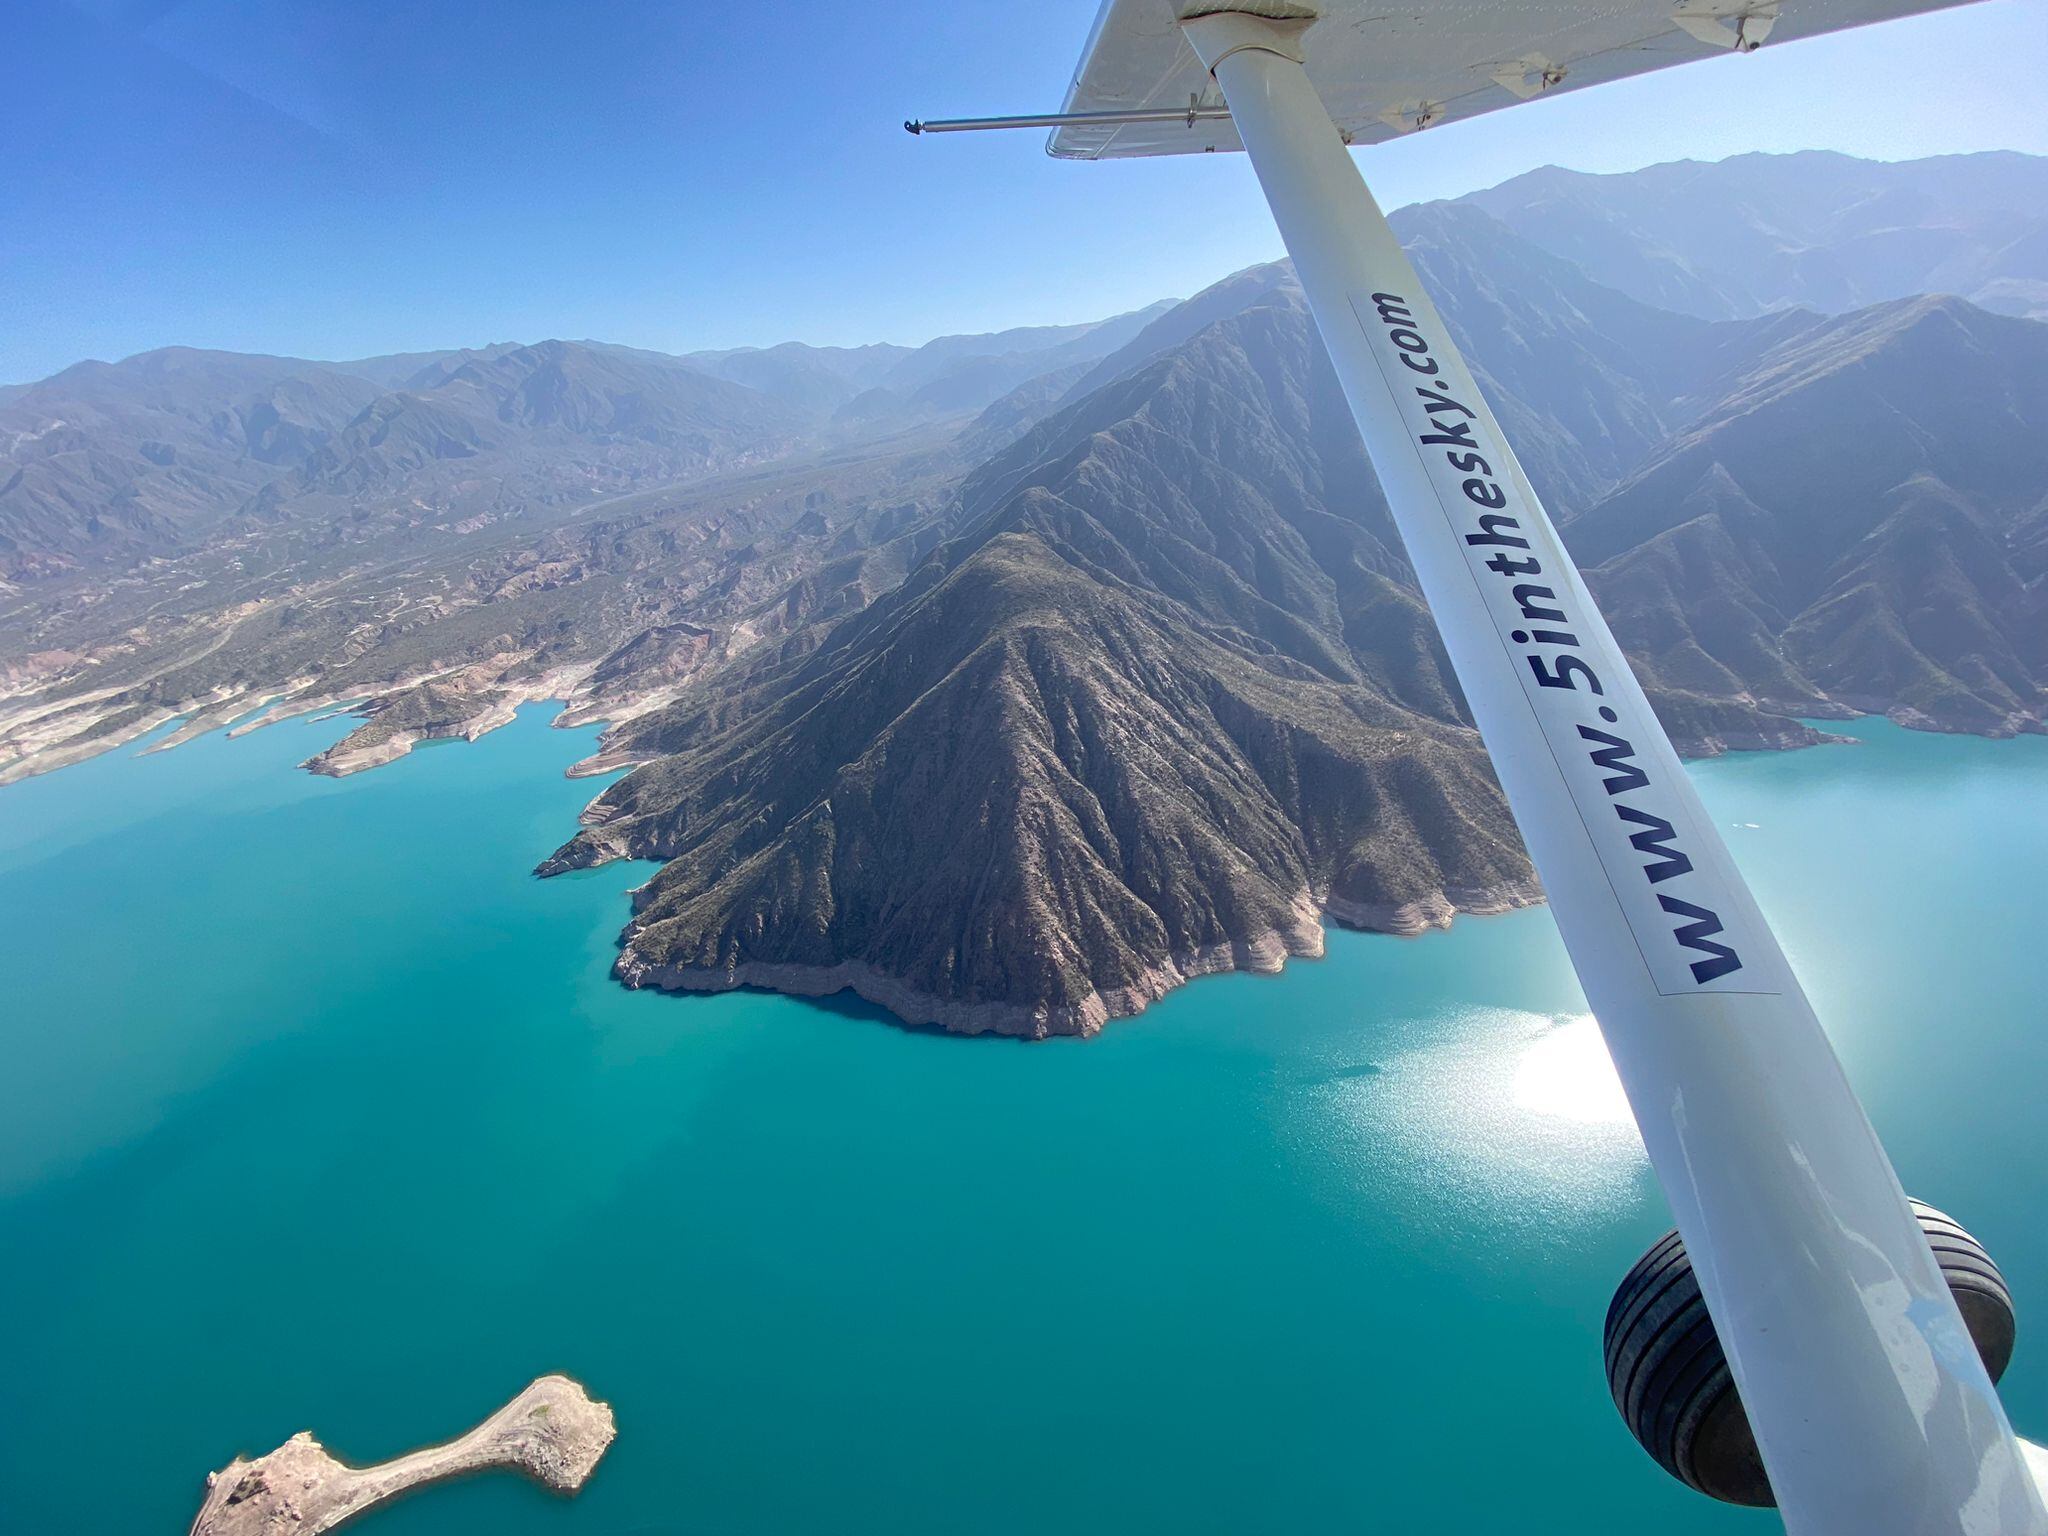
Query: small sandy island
xmin=188 ymin=1374 xmax=614 ymax=1535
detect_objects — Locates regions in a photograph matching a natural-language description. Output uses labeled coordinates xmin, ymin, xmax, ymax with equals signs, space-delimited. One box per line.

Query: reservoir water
xmin=1 ymin=706 xmax=2044 ymax=1535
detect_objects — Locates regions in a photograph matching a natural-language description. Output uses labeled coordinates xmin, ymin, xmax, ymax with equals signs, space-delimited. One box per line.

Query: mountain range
xmin=4 ymin=150 xmax=2044 ymax=1033
xmin=0 ymin=306 xmax=1172 ymax=586
xmin=1457 ymin=149 xmax=2048 ymax=323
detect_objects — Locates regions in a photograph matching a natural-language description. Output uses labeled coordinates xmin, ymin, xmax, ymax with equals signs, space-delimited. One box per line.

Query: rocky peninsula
xmin=186 ymin=1374 xmax=614 ymax=1535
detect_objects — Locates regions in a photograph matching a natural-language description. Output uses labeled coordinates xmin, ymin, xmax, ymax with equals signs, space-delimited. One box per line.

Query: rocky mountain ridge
xmin=542 ymin=294 xmax=1541 ymax=1033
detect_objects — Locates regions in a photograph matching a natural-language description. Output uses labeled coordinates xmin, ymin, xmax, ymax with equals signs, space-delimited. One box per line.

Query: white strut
xmin=1177 ymin=8 xmax=2046 ymax=1534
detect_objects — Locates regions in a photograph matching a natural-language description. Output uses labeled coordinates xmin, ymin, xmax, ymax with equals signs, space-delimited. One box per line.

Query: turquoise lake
xmin=1 ymin=705 xmax=2044 ymax=1534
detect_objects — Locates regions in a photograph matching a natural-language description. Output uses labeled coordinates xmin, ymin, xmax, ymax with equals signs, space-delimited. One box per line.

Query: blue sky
xmin=4 ymin=0 xmax=2046 ymax=383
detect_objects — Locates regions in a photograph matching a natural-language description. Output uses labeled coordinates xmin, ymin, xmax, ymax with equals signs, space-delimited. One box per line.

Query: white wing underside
xmin=1050 ymin=0 xmax=1977 ymax=159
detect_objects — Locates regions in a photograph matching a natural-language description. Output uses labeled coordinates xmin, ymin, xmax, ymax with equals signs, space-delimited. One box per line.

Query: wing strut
xmin=1171 ymin=9 xmax=2044 ymax=1533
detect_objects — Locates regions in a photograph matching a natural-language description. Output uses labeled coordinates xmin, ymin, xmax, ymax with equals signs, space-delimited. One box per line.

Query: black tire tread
xmin=1603 ymin=1200 xmax=2015 ymax=1507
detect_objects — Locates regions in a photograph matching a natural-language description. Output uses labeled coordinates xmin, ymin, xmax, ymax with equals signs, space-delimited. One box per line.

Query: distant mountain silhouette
xmin=0 ymin=340 xmax=805 ymax=581
xmin=0 ymin=310 xmax=1171 ymax=585
xmin=685 ymin=304 xmax=1175 ymax=426
xmin=1454 ymin=149 xmax=2048 ymax=322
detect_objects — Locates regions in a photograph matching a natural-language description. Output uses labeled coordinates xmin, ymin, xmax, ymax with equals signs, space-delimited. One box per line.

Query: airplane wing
xmin=1050 ymin=0 xmax=1979 ymax=159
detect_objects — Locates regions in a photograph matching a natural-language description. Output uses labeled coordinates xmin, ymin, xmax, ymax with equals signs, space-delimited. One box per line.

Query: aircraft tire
xmin=1602 ymin=1198 xmax=2015 ymax=1507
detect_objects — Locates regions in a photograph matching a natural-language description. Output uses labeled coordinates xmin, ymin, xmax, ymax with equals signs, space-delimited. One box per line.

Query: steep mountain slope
xmin=1007 ymin=204 xmax=1776 ymax=520
xmin=1459 ymin=150 xmax=2048 ymax=323
xmin=1396 ymin=201 xmax=1749 ymax=515
xmin=539 ymin=292 xmax=1553 ymax=1034
xmin=1574 ymin=295 xmax=2048 ymax=736
xmin=1054 ymin=264 xmax=1301 ymax=408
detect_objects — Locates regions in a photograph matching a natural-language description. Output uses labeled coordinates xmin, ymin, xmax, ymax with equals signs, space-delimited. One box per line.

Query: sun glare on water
xmin=1511 ymin=1014 xmax=1637 ymax=1126
xmin=1298 ymin=1009 xmax=1650 ymax=1244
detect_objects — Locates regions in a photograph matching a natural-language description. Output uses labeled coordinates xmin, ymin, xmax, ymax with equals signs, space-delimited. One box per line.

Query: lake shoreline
xmin=614 ymin=878 xmax=1548 ymax=1038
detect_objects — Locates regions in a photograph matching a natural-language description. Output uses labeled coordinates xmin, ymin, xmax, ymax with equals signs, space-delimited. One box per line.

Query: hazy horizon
xmin=13 ymin=143 xmax=2044 ymax=390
